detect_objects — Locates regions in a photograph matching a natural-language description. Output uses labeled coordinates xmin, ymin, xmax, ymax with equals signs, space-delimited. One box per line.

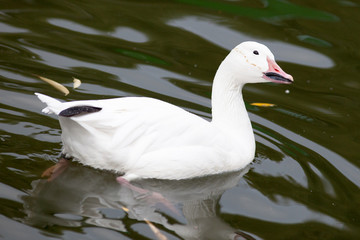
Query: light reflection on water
xmin=167 ymin=16 xmax=335 ymax=68
xmin=1 ymin=0 xmax=360 ymax=239
xmin=48 ymin=18 xmax=149 ymax=43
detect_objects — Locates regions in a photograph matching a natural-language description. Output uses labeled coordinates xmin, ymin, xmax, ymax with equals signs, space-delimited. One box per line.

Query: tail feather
xmin=35 ymin=93 xmax=62 ymax=115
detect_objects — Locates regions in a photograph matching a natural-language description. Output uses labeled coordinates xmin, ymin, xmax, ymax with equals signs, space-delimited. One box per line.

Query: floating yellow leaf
xmin=250 ymin=103 xmax=276 ymax=107
xmin=121 ymin=207 xmax=129 ymax=212
xmin=73 ymin=77 xmax=81 ymax=89
xmin=144 ymin=218 xmax=167 ymax=240
xmin=35 ymin=75 xmax=69 ymax=96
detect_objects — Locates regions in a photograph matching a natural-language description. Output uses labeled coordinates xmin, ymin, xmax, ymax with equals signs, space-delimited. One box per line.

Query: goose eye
xmin=253 ymin=50 xmax=259 ymax=55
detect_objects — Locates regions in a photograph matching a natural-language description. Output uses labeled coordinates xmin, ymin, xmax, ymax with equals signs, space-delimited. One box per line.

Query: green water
xmin=1 ymin=0 xmax=360 ymax=239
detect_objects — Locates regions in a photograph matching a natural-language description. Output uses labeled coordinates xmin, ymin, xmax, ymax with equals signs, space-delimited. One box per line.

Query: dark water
xmin=1 ymin=0 xmax=360 ymax=239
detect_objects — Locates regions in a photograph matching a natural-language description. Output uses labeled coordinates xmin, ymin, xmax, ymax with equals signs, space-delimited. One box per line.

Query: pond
xmin=1 ymin=0 xmax=360 ymax=239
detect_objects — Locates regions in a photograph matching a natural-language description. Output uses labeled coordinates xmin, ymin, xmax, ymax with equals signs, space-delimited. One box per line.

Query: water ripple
xmin=168 ymin=16 xmax=335 ymax=68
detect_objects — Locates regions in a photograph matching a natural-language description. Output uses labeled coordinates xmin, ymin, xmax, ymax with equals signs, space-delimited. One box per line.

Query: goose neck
xmin=210 ymin=64 xmax=253 ymax=141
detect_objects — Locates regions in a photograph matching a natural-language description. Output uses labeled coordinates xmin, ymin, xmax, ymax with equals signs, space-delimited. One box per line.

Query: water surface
xmin=1 ymin=0 xmax=360 ymax=239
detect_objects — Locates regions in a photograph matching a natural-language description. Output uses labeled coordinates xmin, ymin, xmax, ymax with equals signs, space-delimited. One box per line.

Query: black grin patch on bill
xmin=265 ymin=72 xmax=292 ymax=83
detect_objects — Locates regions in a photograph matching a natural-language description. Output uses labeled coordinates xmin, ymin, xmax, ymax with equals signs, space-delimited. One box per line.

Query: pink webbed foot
xmin=41 ymin=157 xmax=70 ymax=181
xmin=116 ymin=176 xmax=180 ymax=215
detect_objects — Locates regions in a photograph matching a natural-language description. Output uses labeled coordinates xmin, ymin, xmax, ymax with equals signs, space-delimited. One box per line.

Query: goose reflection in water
xmin=23 ymin=163 xmax=255 ymax=240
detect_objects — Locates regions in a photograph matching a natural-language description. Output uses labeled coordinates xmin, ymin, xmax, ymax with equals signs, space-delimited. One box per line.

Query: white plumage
xmin=36 ymin=41 xmax=293 ymax=181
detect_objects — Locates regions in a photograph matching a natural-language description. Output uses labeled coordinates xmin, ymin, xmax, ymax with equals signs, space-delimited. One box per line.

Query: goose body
xmin=36 ymin=41 xmax=293 ymax=181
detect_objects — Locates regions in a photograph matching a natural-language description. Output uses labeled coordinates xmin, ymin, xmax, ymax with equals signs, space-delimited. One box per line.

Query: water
xmin=1 ymin=0 xmax=360 ymax=239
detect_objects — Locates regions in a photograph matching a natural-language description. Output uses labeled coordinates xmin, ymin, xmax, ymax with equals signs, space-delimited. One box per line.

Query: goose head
xmin=222 ymin=41 xmax=293 ymax=85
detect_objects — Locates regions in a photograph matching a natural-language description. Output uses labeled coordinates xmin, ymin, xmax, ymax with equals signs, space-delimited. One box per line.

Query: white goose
xmin=36 ymin=41 xmax=293 ymax=181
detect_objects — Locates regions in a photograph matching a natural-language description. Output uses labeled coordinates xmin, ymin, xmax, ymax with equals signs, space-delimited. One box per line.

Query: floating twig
xmin=144 ymin=218 xmax=168 ymax=240
xmin=35 ymin=74 xmax=69 ymax=96
xmin=250 ymin=102 xmax=276 ymax=107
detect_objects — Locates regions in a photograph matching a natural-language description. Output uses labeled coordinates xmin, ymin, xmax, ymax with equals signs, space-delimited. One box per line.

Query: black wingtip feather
xmin=59 ymin=106 xmax=102 ymax=117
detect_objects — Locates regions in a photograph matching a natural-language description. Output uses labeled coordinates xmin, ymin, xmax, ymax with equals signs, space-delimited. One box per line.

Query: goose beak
xmin=263 ymin=57 xmax=293 ymax=84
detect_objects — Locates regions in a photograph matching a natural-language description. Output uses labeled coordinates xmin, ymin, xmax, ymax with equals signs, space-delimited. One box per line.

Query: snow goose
xmin=36 ymin=41 xmax=293 ymax=181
